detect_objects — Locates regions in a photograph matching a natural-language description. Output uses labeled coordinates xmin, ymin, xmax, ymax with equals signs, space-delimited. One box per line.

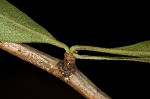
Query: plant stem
xmin=0 ymin=42 xmax=111 ymax=99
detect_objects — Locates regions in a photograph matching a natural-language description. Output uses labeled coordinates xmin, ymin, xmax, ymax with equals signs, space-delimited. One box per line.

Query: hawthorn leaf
xmin=0 ymin=0 xmax=69 ymax=51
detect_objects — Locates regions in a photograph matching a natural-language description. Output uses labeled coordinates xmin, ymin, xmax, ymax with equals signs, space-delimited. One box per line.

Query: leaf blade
xmin=0 ymin=0 xmax=69 ymax=51
xmin=116 ymin=40 xmax=150 ymax=52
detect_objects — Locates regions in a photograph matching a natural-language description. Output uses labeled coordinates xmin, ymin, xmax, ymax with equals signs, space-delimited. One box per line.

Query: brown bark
xmin=0 ymin=42 xmax=111 ymax=99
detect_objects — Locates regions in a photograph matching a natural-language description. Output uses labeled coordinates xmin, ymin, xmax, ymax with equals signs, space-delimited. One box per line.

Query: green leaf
xmin=0 ymin=0 xmax=69 ymax=51
xmin=70 ymin=41 xmax=150 ymax=63
xmin=116 ymin=40 xmax=150 ymax=51
xmin=114 ymin=40 xmax=150 ymax=57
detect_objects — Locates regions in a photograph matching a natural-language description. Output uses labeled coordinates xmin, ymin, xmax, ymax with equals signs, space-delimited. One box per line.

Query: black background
xmin=0 ymin=0 xmax=149 ymax=99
